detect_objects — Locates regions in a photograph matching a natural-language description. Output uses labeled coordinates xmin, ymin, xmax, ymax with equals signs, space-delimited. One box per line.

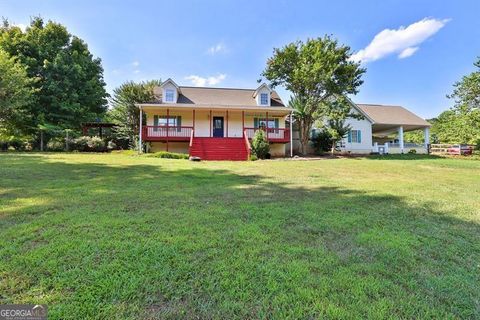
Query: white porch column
xmin=289 ymin=111 xmax=293 ymax=157
xmin=424 ymin=127 xmax=430 ymax=149
xmin=398 ymin=126 xmax=404 ymax=153
xmin=138 ymin=106 xmax=143 ymax=154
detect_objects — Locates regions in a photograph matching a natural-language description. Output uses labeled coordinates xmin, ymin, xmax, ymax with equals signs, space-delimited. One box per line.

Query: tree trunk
xmin=65 ymin=131 xmax=69 ymax=151
xmin=40 ymin=131 xmax=44 ymax=152
xmin=331 ymin=140 xmax=336 ymax=155
xmin=299 ymin=119 xmax=312 ymax=155
xmin=300 ymin=134 xmax=307 ymax=155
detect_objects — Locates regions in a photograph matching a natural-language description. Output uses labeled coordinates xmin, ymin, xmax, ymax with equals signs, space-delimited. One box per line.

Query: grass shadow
xmin=0 ymin=153 xmax=479 ymax=319
xmin=364 ymin=154 xmax=444 ymax=160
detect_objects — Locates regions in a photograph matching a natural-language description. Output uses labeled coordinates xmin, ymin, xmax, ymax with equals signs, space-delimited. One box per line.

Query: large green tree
xmin=448 ymin=57 xmax=480 ymax=113
xmin=0 ymin=49 xmax=34 ymax=136
xmin=262 ymin=36 xmax=365 ymax=154
xmin=430 ymin=57 xmax=480 ymax=145
xmin=108 ymin=80 xmax=161 ymax=149
xmin=0 ymin=17 xmax=108 ymax=137
xmin=431 ymin=110 xmax=480 ymax=144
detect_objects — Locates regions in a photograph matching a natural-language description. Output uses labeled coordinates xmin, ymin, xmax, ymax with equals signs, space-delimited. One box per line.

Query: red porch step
xmin=190 ymin=137 xmax=248 ymax=161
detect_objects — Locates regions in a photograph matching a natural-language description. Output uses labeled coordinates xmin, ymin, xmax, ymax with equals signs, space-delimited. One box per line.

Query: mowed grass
xmin=0 ymin=153 xmax=479 ymax=319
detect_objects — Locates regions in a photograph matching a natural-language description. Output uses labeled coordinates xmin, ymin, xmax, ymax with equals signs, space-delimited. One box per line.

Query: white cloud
xmin=351 ymin=18 xmax=450 ymax=63
xmin=133 ymin=70 xmax=140 ymax=74
xmin=398 ymin=47 xmax=419 ymax=59
xmin=132 ymin=61 xmax=140 ymax=67
xmin=185 ymin=74 xmax=227 ymax=87
xmin=207 ymin=43 xmax=227 ymax=55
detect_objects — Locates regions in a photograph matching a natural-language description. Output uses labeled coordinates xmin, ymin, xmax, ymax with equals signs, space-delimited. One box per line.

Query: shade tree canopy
xmin=429 ymin=57 xmax=480 ymax=145
xmin=0 ymin=17 xmax=108 ymax=137
xmin=0 ymin=49 xmax=34 ymax=137
xmin=263 ymin=36 xmax=365 ymax=154
xmin=108 ymin=80 xmax=161 ymax=149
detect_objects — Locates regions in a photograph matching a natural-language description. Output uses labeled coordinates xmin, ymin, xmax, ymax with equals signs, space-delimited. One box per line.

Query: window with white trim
xmin=351 ymin=130 xmax=361 ymax=143
xmin=156 ymin=116 xmax=177 ymax=126
xmin=257 ymin=118 xmax=278 ymax=129
xmin=165 ymin=89 xmax=174 ymax=102
xmin=260 ymin=93 xmax=269 ymax=105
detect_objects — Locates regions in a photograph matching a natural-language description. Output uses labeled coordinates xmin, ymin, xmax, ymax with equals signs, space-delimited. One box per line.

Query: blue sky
xmin=1 ymin=0 xmax=479 ymax=118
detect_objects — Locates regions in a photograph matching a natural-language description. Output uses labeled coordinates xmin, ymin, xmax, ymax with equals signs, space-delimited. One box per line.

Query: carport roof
xmin=356 ymin=104 xmax=430 ymax=127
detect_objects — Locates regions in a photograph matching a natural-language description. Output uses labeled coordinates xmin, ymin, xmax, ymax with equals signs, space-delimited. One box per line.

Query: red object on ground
xmin=190 ymin=137 xmax=248 ymax=161
xmin=446 ymin=145 xmax=473 ymax=155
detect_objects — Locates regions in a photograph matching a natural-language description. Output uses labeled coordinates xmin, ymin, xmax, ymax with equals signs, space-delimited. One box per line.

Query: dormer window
xmin=159 ymin=78 xmax=181 ymax=104
xmin=165 ymin=89 xmax=175 ymax=102
xmin=254 ymin=83 xmax=272 ymax=106
xmin=260 ymin=93 xmax=269 ymax=105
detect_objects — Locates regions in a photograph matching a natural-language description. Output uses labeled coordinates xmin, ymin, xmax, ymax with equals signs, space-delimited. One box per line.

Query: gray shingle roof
xmin=356 ymin=104 xmax=430 ymax=127
xmin=154 ymin=86 xmax=286 ymax=107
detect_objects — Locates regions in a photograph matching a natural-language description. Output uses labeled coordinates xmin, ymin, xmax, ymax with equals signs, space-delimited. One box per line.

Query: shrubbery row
xmin=1 ymin=136 xmax=118 ymax=152
xmin=49 ymin=136 xmax=117 ymax=152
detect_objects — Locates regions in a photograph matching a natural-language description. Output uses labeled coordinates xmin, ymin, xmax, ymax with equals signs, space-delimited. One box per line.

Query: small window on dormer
xmin=260 ymin=93 xmax=268 ymax=105
xmin=165 ymin=89 xmax=174 ymax=102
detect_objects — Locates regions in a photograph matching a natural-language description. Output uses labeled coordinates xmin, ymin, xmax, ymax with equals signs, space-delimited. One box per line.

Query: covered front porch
xmin=371 ymin=123 xmax=430 ymax=154
xmin=139 ymin=106 xmax=292 ymax=148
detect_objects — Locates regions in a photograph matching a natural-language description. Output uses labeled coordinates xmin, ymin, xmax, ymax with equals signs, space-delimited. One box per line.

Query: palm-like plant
xmin=289 ymin=95 xmax=319 ymax=155
xmin=327 ymin=119 xmax=351 ymax=155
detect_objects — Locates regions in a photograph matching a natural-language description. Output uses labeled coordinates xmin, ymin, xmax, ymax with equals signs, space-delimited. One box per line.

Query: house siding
xmin=150 ymin=142 xmax=189 ymax=153
xmin=145 ymin=110 xmax=194 ymax=127
xmin=270 ymin=143 xmax=286 ymax=157
xmin=144 ymin=109 xmax=289 ymax=157
xmin=341 ymin=110 xmax=373 ymax=154
xmin=145 ymin=109 xmax=286 ymax=138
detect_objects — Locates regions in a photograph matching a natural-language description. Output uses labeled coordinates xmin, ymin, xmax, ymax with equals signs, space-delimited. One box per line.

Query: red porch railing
xmin=244 ymin=128 xmax=290 ymax=142
xmin=142 ymin=126 xmax=193 ymax=141
xmin=142 ymin=126 xmax=289 ymax=143
xmin=243 ymin=130 xmax=251 ymax=159
xmin=189 ymin=129 xmax=194 ymax=147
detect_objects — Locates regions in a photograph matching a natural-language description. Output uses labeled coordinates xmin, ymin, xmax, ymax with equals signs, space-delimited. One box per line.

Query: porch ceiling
xmin=372 ymin=123 xmax=429 ymax=136
xmin=137 ymin=103 xmax=292 ymax=115
xmin=138 ymin=104 xmax=293 ymax=116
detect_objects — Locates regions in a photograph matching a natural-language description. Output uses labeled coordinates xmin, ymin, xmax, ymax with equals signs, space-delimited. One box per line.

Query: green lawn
xmin=1 ymin=153 xmax=479 ymax=319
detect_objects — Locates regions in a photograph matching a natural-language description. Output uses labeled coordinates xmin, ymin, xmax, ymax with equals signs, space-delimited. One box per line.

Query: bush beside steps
xmin=147 ymin=151 xmax=189 ymax=159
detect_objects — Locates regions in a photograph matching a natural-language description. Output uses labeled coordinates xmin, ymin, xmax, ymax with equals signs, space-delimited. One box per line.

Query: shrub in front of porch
xmin=148 ymin=151 xmax=189 ymax=159
xmin=251 ymin=129 xmax=270 ymax=159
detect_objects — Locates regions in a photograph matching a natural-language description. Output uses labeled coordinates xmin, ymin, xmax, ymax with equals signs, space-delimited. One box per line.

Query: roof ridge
xmin=357 ymin=103 xmax=404 ymax=108
xmin=177 ymin=86 xmax=257 ymax=91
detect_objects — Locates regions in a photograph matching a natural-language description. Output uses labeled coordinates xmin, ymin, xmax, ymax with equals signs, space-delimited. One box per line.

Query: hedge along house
xmin=335 ymin=101 xmax=431 ymax=154
xmin=136 ymin=79 xmax=293 ymax=160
